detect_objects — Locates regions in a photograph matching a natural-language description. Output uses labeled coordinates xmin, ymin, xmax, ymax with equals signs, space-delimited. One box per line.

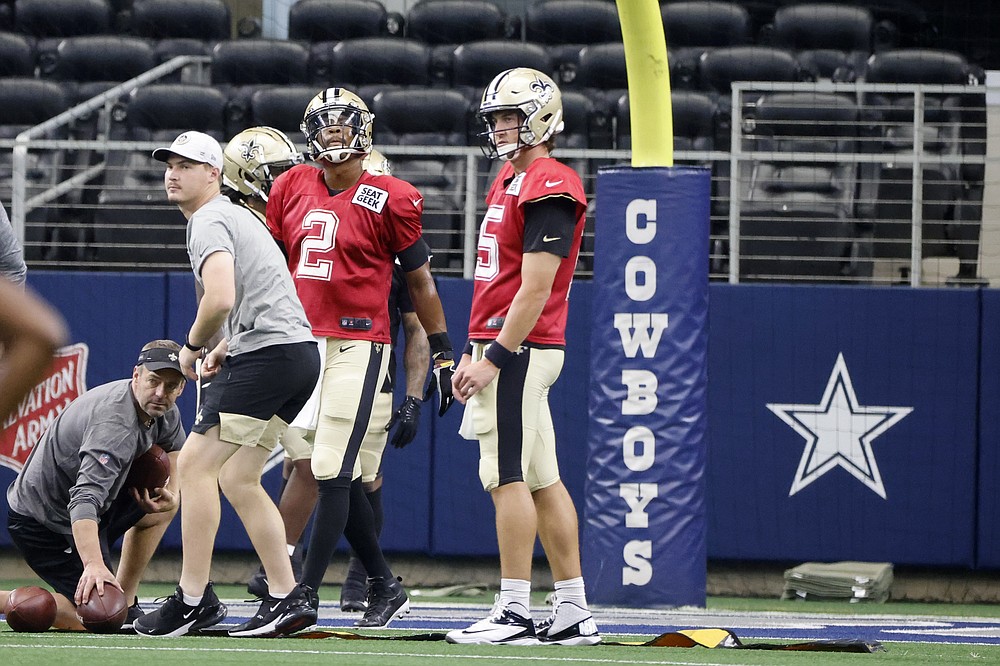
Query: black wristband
xmin=484 ymin=341 xmax=514 ymax=369
xmin=184 ymin=339 xmax=203 ymax=353
xmin=463 ymin=340 xmax=473 ymax=356
xmin=427 ymin=331 xmax=452 ymax=355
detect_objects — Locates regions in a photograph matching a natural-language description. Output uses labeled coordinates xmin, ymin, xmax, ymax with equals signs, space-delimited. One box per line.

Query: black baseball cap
xmin=136 ymin=347 xmax=183 ymax=374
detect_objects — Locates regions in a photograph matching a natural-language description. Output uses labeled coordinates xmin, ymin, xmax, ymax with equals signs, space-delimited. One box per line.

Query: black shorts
xmin=6 ymin=494 xmax=145 ymax=601
xmin=193 ymin=341 xmax=320 ymax=439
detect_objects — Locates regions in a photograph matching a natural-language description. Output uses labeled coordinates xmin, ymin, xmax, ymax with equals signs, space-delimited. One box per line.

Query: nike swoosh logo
xmin=543 ymin=235 xmax=561 ymax=242
xmin=182 ymin=608 xmax=197 ymax=619
xmin=411 ymin=198 xmax=423 ymax=207
xmin=339 ymin=345 xmax=356 ymax=353
xmin=544 ymin=179 xmax=563 ymax=187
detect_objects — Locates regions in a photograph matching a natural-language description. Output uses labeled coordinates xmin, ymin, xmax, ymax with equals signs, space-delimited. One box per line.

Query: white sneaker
xmin=536 ymin=598 xmax=601 ymax=646
xmin=446 ymin=597 xmax=539 ymax=646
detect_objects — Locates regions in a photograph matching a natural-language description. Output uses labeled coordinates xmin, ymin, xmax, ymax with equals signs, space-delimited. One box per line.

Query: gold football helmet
xmin=222 ymin=126 xmax=302 ymax=202
xmin=301 ymin=87 xmax=374 ymax=164
xmin=478 ymin=67 xmax=564 ymax=159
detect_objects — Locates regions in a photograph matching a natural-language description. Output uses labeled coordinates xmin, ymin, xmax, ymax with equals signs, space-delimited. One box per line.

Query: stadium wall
xmin=1 ymin=273 xmax=998 ymax=570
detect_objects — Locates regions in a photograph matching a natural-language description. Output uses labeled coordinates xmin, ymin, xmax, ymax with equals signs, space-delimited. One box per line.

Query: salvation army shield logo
xmin=0 ymin=343 xmax=89 ymax=472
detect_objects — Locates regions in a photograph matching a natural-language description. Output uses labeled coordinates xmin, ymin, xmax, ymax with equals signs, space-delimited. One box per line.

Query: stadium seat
xmin=153 ymin=38 xmax=213 ymax=84
xmin=245 ymin=85 xmax=317 ymax=138
xmin=0 ymin=31 xmax=35 ymax=77
xmin=0 ymin=77 xmax=87 ymax=264
xmin=405 ymin=0 xmax=509 ymax=43
xmin=211 ymin=39 xmax=310 ymax=86
xmin=311 ymin=37 xmax=431 ymax=87
xmin=450 ymin=39 xmax=552 ymax=88
xmin=94 ymin=84 xmax=228 ymax=269
xmin=697 ymin=45 xmax=801 ymax=96
xmin=525 ymin=0 xmax=621 ymax=44
xmin=128 ymin=0 xmax=230 ymax=40
xmin=574 ymin=42 xmax=626 ymax=92
xmin=771 ymin=3 xmax=873 ymax=81
xmin=662 ymin=1 xmax=752 ymax=48
xmin=288 ymin=0 xmax=389 ymax=42
xmin=370 ymin=87 xmax=471 ymax=269
xmin=14 ymin=0 xmax=112 ymax=38
xmin=737 ymin=92 xmax=863 ymax=281
xmin=40 ymin=36 xmax=156 ymax=82
xmin=861 ymin=48 xmax=984 ymax=280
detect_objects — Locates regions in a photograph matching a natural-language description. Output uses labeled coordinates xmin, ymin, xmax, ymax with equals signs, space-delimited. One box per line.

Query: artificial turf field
xmin=4 ymin=581 xmax=1000 ymax=665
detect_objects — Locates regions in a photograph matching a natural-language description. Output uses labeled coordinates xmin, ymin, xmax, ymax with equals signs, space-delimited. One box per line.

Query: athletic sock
xmin=300 ymin=478 xmax=350 ymax=590
xmin=553 ymin=576 xmax=590 ymax=610
xmin=343 ymin=478 xmax=391 ymax=579
xmin=499 ymin=578 xmax=531 ymax=616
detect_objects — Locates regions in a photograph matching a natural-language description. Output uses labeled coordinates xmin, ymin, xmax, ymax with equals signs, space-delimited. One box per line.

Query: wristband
xmin=484 ymin=341 xmax=514 ymax=369
xmin=463 ymin=340 xmax=473 ymax=356
xmin=427 ymin=331 xmax=452 ymax=355
xmin=184 ymin=339 xmax=203 ymax=353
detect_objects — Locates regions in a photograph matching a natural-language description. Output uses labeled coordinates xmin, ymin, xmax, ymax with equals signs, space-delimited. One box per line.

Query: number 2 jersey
xmin=468 ymin=157 xmax=586 ymax=347
xmin=266 ymin=164 xmax=425 ymax=344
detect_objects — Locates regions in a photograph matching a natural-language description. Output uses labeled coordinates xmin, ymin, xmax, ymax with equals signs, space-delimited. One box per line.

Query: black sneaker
xmin=354 ymin=576 xmax=409 ymax=627
xmin=123 ymin=597 xmax=144 ymax=629
xmin=339 ymin=556 xmax=368 ymax=612
xmin=229 ymin=584 xmax=318 ymax=638
xmin=246 ymin=548 xmax=302 ymax=598
xmin=133 ymin=583 xmax=227 ymax=637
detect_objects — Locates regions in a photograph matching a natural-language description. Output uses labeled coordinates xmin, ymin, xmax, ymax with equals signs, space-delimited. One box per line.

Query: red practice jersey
xmin=468 ymin=157 xmax=586 ymax=346
xmin=267 ymin=164 xmax=424 ymax=343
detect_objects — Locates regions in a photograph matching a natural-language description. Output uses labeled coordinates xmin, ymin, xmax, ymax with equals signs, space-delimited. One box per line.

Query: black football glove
xmin=423 ymin=349 xmax=455 ymax=416
xmin=386 ymin=395 xmax=422 ymax=448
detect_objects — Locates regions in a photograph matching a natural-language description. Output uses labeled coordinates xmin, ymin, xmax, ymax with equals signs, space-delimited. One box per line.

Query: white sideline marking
xmin=0 ymin=644 xmax=750 ymax=666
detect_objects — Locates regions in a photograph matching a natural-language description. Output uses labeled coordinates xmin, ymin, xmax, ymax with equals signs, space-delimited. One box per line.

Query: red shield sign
xmin=0 ymin=343 xmax=89 ymax=473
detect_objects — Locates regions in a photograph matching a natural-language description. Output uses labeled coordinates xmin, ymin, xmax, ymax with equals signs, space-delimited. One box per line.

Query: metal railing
xmin=4 ymin=69 xmax=996 ymax=286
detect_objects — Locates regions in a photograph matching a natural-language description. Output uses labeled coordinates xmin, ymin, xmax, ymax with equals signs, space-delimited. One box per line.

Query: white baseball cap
xmin=152 ymin=131 xmax=223 ymax=169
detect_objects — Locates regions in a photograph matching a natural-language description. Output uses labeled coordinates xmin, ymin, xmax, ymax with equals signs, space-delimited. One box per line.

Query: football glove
xmin=423 ymin=351 xmax=455 ymax=416
xmin=386 ymin=395 xmax=422 ymax=448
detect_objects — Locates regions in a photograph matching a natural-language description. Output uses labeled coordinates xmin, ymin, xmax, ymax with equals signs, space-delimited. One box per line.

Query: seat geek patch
xmin=352 ymin=184 xmax=388 ymax=213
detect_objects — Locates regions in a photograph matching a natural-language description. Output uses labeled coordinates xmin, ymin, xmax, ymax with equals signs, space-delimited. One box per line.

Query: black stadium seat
xmin=738 ymin=92 xmax=863 ymax=281
xmin=0 ymin=32 xmax=35 ymax=77
xmin=662 ymin=1 xmax=752 ymax=48
xmin=288 ymin=0 xmax=388 ymax=42
xmin=450 ymin=40 xmax=552 ymax=88
xmin=0 ymin=78 xmax=78 ymax=264
xmin=318 ymin=37 xmax=431 ymax=87
xmin=405 ymin=0 xmax=508 ymax=44
xmin=246 ymin=86 xmax=318 ymax=137
xmin=14 ymin=0 xmax=112 ymax=38
xmin=40 ymin=36 xmax=156 ymax=82
xmin=861 ymin=48 xmax=984 ymax=280
xmin=371 ymin=88 xmax=471 ymax=269
xmin=94 ymin=84 xmax=229 ymax=268
xmin=211 ymin=39 xmax=310 ymax=86
xmin=129 ymin=0 xmax=231 ymax=40
xmin=771 ymin=3 xmax=873 ymax=81
xmin=525 ymin=0 xmax=621 ymax=45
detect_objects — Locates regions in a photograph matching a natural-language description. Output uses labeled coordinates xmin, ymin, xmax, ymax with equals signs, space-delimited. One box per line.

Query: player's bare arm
xmin=180 ymin=251 xmax=235 ymax=380
xmin=402 ymin=262 xmax=448 ymax=335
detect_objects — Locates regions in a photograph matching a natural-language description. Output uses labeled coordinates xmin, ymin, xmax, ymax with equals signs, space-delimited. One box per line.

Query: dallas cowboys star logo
xmin=766 ymin=353 xmax=912 ymax=499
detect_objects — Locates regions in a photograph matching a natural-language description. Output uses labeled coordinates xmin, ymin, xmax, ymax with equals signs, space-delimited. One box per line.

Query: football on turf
xmin=5 ymin=585 xmax=57 ymax=632
xmin=126 ymin=443 xmax=170 ymax=495
xmin=76 ymin=585 xmax=128 ymax=633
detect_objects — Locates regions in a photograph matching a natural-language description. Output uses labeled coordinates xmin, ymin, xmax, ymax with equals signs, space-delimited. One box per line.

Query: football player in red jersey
xmin=446 ymin=68 xmax=600 ymax=647
xmin=266 ymin=89 xmax=454 ymax=627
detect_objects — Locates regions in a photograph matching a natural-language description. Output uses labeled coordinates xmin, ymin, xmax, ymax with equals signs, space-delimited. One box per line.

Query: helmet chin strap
xmin=318 ymin=147 xmax=363 ymax=164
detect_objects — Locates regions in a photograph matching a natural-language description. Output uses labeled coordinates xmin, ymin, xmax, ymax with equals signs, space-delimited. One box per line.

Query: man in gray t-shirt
xmin=136 ymin=131 xmax=320 ymax=639
xmin=3 ymin=340 xmax=186 ymax=630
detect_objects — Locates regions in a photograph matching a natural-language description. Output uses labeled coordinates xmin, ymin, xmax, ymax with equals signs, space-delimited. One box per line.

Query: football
xmin=125 ymin=443 xmax=171 ymax=495
xmin=76 ymin=585 xmax=128 ymax=633
xmin=5 ymin=586 xmax=57 ymax=632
